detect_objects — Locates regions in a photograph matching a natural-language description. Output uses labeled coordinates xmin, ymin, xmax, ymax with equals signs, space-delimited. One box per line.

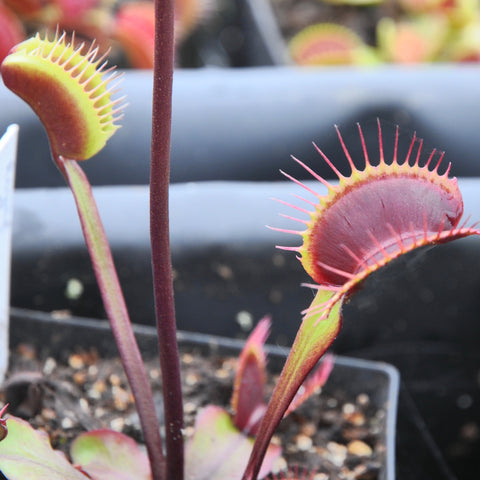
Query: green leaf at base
xmin=0 ymin=416 xmax=87 ymax=480
xmin=70 ymin=429 xmax=152 ymax=480
xmin=186 ymin=405 xmax=281 ymax=480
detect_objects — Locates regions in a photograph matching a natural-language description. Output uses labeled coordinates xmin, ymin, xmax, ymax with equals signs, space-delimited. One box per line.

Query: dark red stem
xmin=151 ymin=1 xmax=184 ymax=479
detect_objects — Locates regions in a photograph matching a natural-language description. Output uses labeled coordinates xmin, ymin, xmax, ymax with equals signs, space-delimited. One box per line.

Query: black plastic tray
xmin=3 ymin=67 xmax=480 ymax=188
xmin=8 ymin=307 xmax=399 ymax=480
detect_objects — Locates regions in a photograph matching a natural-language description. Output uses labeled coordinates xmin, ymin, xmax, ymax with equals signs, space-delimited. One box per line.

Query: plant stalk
xmin=151 ymin=0 xmax=184 ymax=479
xmin=242 ymin=290 xmax=342 ymax=480
xmin=56 ymin=156 xmax=165 ymax=480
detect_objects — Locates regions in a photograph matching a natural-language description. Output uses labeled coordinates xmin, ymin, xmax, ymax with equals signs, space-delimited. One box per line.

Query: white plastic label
xmin=0 ymin=124 xmax=18 ymax=382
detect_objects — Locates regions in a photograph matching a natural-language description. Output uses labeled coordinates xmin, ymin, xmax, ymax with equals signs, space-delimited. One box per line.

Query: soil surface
xmin=1 ymin=343 xmax=386 ymax=479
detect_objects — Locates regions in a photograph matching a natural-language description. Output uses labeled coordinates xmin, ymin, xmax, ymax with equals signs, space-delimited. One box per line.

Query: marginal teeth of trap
xmin=273 ymin=121 xmax=474 ymax=293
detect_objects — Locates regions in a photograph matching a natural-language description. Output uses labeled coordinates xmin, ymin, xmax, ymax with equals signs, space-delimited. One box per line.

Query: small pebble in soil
xmin=295 ymin=433 xmax=313 ymax=451
xmin=110 ymin=417 xmax=125 ymax=431
xmin=183 ymin=401 xmax=197 ymax=414
xmin=73 ymin=371 xmax=87 ymax=385
xmin=186 ymin=370 xmax=200 ymax=385
xmin=61 ymin=416 xmax=75 ymax=429
xmin=109 ymin=373 xmax=122 ymax=387
xmin=345 ymin=410 xmax=366 ymax=427
xmin=43 ymin=357 xmax=57 ymax=375
xmin=68 ymin=354 xmax=85 ymax=370
xmin=236 ymin=310 xmax=253 ymax=331
xmin=347 ymin=440 xmax=373 ymax=457
xmin=325 ymin=441 xmax=348 ymax=467
xmin=356 ymin=393 xmax=370 ymax=407
xmin=215 ymin=367 xmax=230 ymax=379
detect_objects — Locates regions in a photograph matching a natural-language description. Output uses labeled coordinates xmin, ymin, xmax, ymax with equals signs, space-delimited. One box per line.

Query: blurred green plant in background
xmin=278 ymin=0 xmax=480 ymax=65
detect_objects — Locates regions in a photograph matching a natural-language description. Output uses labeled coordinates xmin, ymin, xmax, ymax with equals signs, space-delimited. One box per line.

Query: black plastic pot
xmin=8 ymin=306 xmax=399 ymax=480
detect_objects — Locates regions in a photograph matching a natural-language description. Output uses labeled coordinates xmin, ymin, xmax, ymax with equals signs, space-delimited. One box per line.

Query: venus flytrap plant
xmin=184 ymin=318 xmax=282 ymax=480
xmin=288 ymin=23 xmax=379 ymax=66
xmin=112 ymin=2 xmax=156 ymax=69
xmin=0 ymin=30 xmax=165 ymax=480
xmin=111 ymin=0 xmax=210 ymax=69
xmin=184 ymin=317 xmax=333 ymax=480
xmin=242 ymin=121 xmax=480 ymax=480
xmin=377 ymin=14 xmax=449 ymax=63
